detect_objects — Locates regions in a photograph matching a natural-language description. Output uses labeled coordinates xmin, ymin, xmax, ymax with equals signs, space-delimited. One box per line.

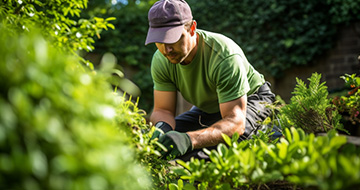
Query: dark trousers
xmin=175 ymin=82 xmax=278 ymax=161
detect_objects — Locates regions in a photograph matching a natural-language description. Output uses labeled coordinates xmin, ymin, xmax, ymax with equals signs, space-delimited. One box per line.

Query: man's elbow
xmin=231 ymin=112 xmax=246 ymax=136
xmin=233 ymin=120 xmax=245 ymax=136
xmin=223 ymin=116 xmax=245 ymax=137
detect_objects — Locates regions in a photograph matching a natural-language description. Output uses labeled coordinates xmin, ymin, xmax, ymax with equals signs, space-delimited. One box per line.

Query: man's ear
xmin=190 ymin=20 xmax=197 ymax=36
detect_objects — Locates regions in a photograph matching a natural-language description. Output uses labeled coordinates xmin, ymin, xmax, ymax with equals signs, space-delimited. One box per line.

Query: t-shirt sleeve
xmin=150 ymin=51 xmax=177 ymax=91
xmin=213 ymin=54 xmax=250 ymax=103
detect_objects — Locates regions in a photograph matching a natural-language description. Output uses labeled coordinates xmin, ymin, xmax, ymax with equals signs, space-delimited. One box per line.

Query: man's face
xmin=155 ymin=27 xmax=195 ymax=64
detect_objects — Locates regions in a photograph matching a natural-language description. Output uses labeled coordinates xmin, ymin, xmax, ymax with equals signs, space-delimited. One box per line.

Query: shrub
xmin=124 ymin=98 xmax=181 ymax=189
xmin=278 ymin=73 xmax=343 ymax=133
xmin=332 ymin=74 xmax=360 ymax=126
xmin=0 ymin=0 xmax=115 ymax=54
xmin=0 ymin=27 xmax=151 ymax=190
xmin=173 ymin=129 xmax=360 ymax=190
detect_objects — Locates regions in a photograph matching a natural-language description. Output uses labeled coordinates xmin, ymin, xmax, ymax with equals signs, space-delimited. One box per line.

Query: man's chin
xmin=167 ymin=56 xmax=185 ymax=64
xmin=168 ymin=58 xmax=181 ymax=64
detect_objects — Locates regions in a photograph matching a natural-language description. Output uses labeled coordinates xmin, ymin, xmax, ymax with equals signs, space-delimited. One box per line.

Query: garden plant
xmin=332 ymin=74 xmax=360 ymax=130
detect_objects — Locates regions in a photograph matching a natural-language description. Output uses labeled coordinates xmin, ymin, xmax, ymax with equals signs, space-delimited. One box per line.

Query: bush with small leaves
xmin=0 ymin=27 xmax=151 ymax=190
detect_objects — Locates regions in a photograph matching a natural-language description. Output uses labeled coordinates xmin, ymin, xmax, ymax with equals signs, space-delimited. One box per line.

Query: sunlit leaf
xmin=222 ymin=133 xmax=231 ymax=146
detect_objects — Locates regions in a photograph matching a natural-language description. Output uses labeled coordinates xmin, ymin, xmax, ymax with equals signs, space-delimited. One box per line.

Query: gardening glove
xmin=158 ymin=131 xmax=193 ymax=158
xmin=151 ymin=121 xmax=173 ymax=140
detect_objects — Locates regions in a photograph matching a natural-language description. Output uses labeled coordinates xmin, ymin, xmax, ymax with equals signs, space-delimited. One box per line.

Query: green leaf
xmin=107 ymin=23 xmax=115 ymax=30
xmin=176 ymin=159 xmax=191 ymax=171
xmin=277 ymin=142 xmax=288 ymax=160
xmin=291 ymin=127 xmax=300 ymax=142
xmin=202 ymin=148 xmax=211 ymax=156
xmin=154 ymin=141 xmax=168 ymax=151
xmin=94 ymin=17 xmax=104 ymax=22
xmin=105 ymin=17 xmax=116 ymax=21
xmin=222 ymin=133 xmax=231 ymax=146
xmin=178 ymin=179 xmax=184 ymax=189
xmin=172 ymin=167 xmax=191 ymax=176
xmin=169 ymin=183 xmax=178 ymax=190
xmin=285 ymin=128 xmax=292 ymax=142
xmin=260 ymin=141 xmax=278 ymax=162
xmin=329 ymin=135 xmax=347 ymax=149
xmin=216 ymin=183 xmax=231 ymax=190
xmin=184 ymin=184 xmax=196 ymax=190
xmin=297 ymin=128 xmax=306 ymax=140
xmin=231 ymin=132 xmax=240 ymax=144
xmin=217 ymin=143 xmax=228 ymax=157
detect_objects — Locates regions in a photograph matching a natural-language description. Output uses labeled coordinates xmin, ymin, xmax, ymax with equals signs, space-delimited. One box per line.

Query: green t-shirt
xmin=151 ymin=29 xmax=265 ymax=113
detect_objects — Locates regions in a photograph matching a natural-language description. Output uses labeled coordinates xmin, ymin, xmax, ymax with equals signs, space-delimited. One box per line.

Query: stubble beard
xmin=167 ymin=52 xmax=187 ymax=64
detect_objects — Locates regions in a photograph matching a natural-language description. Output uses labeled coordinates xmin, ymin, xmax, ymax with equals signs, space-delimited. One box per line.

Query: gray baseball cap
xmin=145 ymin=0 xmax=193 ymax=45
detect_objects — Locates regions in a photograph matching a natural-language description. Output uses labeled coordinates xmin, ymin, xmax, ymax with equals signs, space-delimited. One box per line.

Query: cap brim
xmin=145 ymin=25 xmax=184 ymax=45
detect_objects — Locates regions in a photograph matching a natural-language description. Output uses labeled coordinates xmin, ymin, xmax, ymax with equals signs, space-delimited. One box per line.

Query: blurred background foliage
xmin=80 ymin=0 xmax=360 ymax=113
xmin=81 ymin=0 xmax=157 ymax=112
xmin=0 ymin=0 xmax=115 ymax=67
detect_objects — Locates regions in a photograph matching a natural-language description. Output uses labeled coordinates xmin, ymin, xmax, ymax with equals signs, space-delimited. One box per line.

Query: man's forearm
xmin=150 ymin=109 xmax=176 ymax=130
xmin=187 ymin=116 xmax=245 ymax=149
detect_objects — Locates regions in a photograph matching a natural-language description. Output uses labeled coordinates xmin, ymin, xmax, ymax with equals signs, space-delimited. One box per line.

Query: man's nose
xmin=164 ymin=44 xmax=173 ymax=53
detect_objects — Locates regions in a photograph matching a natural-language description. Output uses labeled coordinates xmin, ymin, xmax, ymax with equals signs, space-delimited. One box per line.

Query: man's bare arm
xmin=187 ymin=96 xmax=247 ymax=149
xmin=150 ymin=90 xmax=177 ymax=129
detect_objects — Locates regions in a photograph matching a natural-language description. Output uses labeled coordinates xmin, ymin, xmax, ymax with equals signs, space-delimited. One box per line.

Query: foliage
xmin=160 ymin=73 xmax=359 ymax=189
xmin=0 ymin=0 xmax=115 ymax=65
xmin=187 ymin=0 xmax=360 ymax=77
xmin=172 ymin=128 xmax=360 ymax=190
xmin=83 ymin=0 xmax=156 ymax=67
xmin=109 ymin=79 xmax=179 ymax=188
xmin=0 ymin=26 xmax=151 ymax=190
xmin=99 ymin=52 xmax=142 ymax=98
xmin=132 ymin=69 xmax=154 ymax=112
xmin=278 ymin=73 xmax=343 ymax=133
xmin=124 ymin=98 xmax=182 ymax=189
xmin=332 ymin=74 xmax=360 ymax=125
xmin=82 ymin=0 xmax=156 ymax=112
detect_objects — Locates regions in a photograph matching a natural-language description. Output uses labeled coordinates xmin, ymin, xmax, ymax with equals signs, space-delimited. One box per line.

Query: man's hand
xmin=158 ymin=131 xmax=193 ymax=158
xmin=151 ymin=121 xmax=173 ymax=140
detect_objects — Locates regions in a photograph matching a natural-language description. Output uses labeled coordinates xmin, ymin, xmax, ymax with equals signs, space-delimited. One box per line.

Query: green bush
xmin=0 ymin=27 xmax=151 ymax=190
xmin=332 ymin=74 xmax=360 ymax=126
xmin=0 ymin=0 xmax=115 ymax=54
xmin=173 ymin=129 xmax=360 ymax=190
xmin=122 ymin=98 xmax=181 ymax=189
xmin=279 ymin=73 xmax=344 ymax=133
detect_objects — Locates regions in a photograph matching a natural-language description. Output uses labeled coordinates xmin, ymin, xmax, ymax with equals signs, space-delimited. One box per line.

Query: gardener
xmin=145 ymin=0 xmax=278 ymax=161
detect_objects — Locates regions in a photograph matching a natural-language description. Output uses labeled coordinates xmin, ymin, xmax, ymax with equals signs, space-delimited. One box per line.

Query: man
xmin=145 ymin=0 xmax=278 ymax=161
